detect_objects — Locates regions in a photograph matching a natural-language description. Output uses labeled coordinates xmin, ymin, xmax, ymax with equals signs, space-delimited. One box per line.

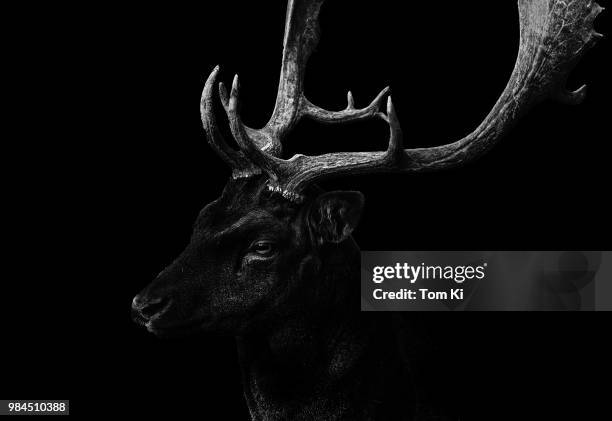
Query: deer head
xmin=132 ymin=0 xmax=601 ymax=336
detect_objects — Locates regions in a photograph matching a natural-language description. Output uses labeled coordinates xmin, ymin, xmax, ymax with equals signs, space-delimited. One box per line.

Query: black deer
xmin=132 ymin=1 xmax=601 ymax=419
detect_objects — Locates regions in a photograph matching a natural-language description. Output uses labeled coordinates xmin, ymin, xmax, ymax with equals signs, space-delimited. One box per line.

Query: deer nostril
xmin=134 ymin=296 xmax=171 ymax=320
xmin=141 ymin=297 xmax=170 ymax=318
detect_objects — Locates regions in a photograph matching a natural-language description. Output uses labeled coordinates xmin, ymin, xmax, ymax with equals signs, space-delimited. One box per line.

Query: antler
xmin=202 ymin=0 xmax=602 ymax=202
xmin=201 ymin=66 xmax=262 ymax=179
xmin=202 ymin=0 xmax=389 ymax=162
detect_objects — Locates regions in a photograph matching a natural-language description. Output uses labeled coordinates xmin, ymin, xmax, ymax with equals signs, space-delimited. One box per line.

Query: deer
xmin=132 ymin=1 xmax=601 ymax=419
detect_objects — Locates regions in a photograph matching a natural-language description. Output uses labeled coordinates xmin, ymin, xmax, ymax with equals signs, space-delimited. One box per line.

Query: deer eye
xmin=248 ymin=240 xmax=277 ymax=257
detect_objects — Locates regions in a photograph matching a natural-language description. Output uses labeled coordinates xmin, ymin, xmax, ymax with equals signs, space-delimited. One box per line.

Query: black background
xmin=3 ymin=0 xmax=610 ymax=420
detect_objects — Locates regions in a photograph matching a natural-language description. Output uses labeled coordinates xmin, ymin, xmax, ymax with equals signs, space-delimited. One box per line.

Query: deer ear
xmin=308 ymin=191 xmax=364 ymax=244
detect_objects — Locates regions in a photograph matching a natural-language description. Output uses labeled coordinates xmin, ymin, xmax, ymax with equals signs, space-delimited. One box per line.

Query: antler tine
xmin=258 ymin=0 xmax=602 ymax=200
xmin=200 ymin=66 xmax=240 ymax=166
xmin=226 ymin=74 xmax=283 ymax=177
xmin=200 ymin=66 xmax=262 ymax=178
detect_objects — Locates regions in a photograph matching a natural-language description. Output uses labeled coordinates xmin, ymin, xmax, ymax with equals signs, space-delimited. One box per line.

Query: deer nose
xmin=131 ymin=295 xmax=171 ymax=323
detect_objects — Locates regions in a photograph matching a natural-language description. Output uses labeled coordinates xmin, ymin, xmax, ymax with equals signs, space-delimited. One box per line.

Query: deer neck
xmin=236 ymin=238 xmax=413 ymax=420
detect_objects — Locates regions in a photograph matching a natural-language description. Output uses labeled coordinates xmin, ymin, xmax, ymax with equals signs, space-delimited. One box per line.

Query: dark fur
xmin=133 ymin=176 xmax=430 ymax=420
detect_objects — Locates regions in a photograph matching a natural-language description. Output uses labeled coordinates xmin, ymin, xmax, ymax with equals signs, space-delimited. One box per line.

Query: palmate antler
xmin=201 ymin=0 xmax=602 ymax=202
